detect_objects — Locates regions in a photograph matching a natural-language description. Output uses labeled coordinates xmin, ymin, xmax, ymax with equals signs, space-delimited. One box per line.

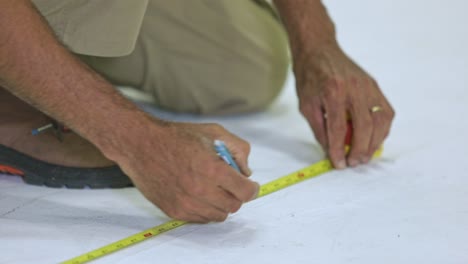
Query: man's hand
xmin=275 ymin=0 xmax=395 ymax=168
xmin=0 ymin=0 xmax=258 ymax=223
xmin=116 ymin=121 xmax=259 ymax=223
xmin=295 ymin=44 xmax=394 ymax=169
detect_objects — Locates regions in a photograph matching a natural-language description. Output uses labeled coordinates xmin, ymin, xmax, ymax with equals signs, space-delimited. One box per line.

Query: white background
xmin=1 ymin=0 xmax=467 ymax=263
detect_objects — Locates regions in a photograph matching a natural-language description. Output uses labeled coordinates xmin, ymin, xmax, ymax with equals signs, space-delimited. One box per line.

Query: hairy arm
xmin=0 ymin=0 xmax=164 ymax=161
xmin=0 ymin=0 xmax=258 ymax=222
xmin=274 ymin=0 xmax=338 ymax=61
xmin=274 ymin=0 xmax=394 ymax=168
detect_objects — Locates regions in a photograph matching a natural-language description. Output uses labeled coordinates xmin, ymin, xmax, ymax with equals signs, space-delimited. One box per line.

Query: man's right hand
xmin=116 ymin=121 xmax=260 ymax=223
xmin=0 ymin=1 xmax=258 ymax=223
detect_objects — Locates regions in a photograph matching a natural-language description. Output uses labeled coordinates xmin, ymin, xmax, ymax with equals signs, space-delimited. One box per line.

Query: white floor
xmin=1 ymin=0 xmax=468 ymax=263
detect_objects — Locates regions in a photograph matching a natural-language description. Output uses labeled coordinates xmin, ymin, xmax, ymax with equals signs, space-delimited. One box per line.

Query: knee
xmin=153 ymin=37 xmax=290 ymax=115
xmin=140 ymin=0 xmax=291 ymax=115
xmin=227 ymin=45 xmax=290 ymax=114
xmin=181 ymin=42 xmax=290 ymax=115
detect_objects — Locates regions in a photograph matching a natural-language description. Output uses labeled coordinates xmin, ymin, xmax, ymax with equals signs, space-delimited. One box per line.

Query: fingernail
xmin=336 ymin=160 xmax=347 ymax=170
xmin=361 ymin=156 xmax=370 ymax=164
xmin=251 ymin=183 xmax=260 ymax=200
xmin=247 ymin=167 xmax=253 ymax=176
xmin=348 ymin=159 xmax=359 ymax=167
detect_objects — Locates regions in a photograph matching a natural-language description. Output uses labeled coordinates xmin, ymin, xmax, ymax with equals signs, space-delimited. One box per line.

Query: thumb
xmin=223 ymin=140 xmax=252 ymax=177
xmin=234 ymin=154 xmax=252 ymax=177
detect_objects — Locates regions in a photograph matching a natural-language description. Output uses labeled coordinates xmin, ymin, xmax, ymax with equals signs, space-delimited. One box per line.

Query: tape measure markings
xmin=258 ymin=159 xmax=332 ymax=198
xmin=62 ymin=148 xmax=382 ymax=264
xmin=64 ymin=220 xmax=187 ymax=264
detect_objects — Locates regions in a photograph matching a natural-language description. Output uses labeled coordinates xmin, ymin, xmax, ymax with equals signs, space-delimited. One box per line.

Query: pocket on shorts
xmin=34 ymin=0 xmax=149 ymax=57
xmin=32 ymin=0 xmax=69 ymax=42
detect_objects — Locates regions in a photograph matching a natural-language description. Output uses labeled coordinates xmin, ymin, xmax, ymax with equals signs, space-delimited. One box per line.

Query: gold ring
xmin=370 ymin=105 xmax=383 ymax=113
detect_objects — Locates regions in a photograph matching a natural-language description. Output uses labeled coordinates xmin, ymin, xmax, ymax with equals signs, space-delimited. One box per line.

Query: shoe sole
xmin=0 ymin=144 xmax=133 ymax=189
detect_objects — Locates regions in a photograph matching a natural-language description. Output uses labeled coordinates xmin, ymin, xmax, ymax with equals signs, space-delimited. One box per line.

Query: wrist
xmin=291 ymin=39 xmax=341 ymax=68
xmin=91 ymin=109 xmax=169 ymax=164
xmin=274 ymin=0 xmax=339 ymax=63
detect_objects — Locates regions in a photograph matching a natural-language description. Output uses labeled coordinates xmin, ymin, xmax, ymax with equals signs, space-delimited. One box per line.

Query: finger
xmin=348 ymin=104 xmax=373 ymax=167
xmin=199 ymin=184 xmax=243 ymax=214
xmin=217 ymin=168 xmax=260 ymax=202
xmin=361 ymin=80 xmax=395 ymax=162
xmin=175 ymin=195 xmax=229 ymax=223
xmin=366 ymin=114 xmax=389 ymax=160
xmin=181 ymin=213 xmax=211 ymax=224
xmin=193 ymin=206 xmax=229 ymax=223
xmin=165 ymin=201 xmax=215 ymax=223
xmin=299 ymin=96 xmax=328 ymax=149
xmin=367 ymin=105 xmax=395 ymax=159
xmin=322 ymin=96 xmax=347 ymax=170
xmin=224 ymin=139 xmax=252 ymax=177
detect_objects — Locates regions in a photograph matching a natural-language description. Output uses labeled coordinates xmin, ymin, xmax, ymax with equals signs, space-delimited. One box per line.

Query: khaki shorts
xmin=33 ymin=0 xmax=290 ymax=114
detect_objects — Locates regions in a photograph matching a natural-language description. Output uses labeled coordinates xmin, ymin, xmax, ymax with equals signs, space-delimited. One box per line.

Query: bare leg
xmin=0 ymin=87 xmax=114 ymax=168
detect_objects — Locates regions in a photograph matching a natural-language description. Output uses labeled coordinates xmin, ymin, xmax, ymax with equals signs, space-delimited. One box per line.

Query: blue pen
xmin=214 ymin=140 xmax=241 ymax=172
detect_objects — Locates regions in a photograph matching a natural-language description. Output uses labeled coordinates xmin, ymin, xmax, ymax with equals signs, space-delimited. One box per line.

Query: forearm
xmin=274 ymin=0 xmax=338 ymax=60
xmin=0 ymin=0 xmax=163 ymax=162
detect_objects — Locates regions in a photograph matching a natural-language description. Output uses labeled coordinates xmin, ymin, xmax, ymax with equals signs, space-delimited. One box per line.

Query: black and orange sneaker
xmin=0 ymin=144 xmax=133 ymax=188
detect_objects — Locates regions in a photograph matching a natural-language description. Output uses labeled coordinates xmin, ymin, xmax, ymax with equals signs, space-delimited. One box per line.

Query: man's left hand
xmin=294 ymin=43 xmax=395 ymax=169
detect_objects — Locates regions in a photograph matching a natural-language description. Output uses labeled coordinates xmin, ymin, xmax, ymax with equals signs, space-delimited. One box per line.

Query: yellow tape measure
xmin=62 ymin=148 xmax=383 ymax=264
